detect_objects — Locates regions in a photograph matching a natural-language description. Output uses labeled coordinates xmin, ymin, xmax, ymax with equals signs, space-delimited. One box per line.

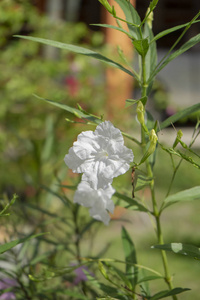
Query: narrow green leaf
xmin=91 ymin=23 xmax=132 ymax=38
xmin=159 ymin=103 xmax=200 ymax=130
xmin=144 ymin=23 xmax=157 ymax=86
xmin=137 ymin=275 xmax=163 ymax=284
xmin=152 ymin=20 xmax=200 ymax=43
xmin=34 ymin=94 xmax=101 ymax=123
xmin=114 ymin=192 xmax=149 ymax=212
xmin=150 ymin=288 xmax=190 ymax=300
xmin=0 ymin=232 xmax=48 ymax=255
xmin=149 ymin=0 xmax=159 ymax=11
xmin=152 ymin=33 xmax=200 ymax=78
xmin=115 ymin=0 xmax=141 ymax=39
xmin=0 ymin=194 xmax=17 ymax=216
xmin=162 ymin=186 xmax=200 ymax=210
xmin=14 ymin=35 xmax=134 ymax=77
xmin=121 ymin=227 xmax=138 ymax=289
xmin=132 ymin=38 xmax=149 ymax=57
xmin=152 ymin=243 xmax=200 ymax=260
xmin=135 ymin=175 xmax=152 ymax=192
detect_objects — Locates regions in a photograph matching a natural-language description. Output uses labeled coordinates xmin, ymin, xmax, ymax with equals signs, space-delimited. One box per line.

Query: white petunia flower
xmin=64 ymin=120 xmax=134 ymax=225
xmin=74 ymin=174 xmax=115 ymax=225
xmin=64 ymin=121 xmax=134 ymax=180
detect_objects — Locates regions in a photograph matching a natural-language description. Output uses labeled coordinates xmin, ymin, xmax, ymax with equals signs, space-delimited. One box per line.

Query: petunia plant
xmin=15 ymin=0 xmax=200 ymax=299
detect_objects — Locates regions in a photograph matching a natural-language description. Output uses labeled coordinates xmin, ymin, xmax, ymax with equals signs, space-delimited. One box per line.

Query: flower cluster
xmin=64 ymin=121 xmax=134 ymax=225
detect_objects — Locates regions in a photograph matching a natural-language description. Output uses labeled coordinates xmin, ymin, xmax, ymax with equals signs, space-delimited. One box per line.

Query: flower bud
xmin=173 ymin=129 xmax=183 ymax=149
xmin=136 ymin=101 xmax=145 ymax=126
xmin=98 ymin=0 xmax=112 ymax=13
xmin=146 ymin=8 xmax=154 ymax=29
xmin=139 ymin=129 xmax=158 ymax=164
xmin=148 ymin=129 xmax=158 ymax=153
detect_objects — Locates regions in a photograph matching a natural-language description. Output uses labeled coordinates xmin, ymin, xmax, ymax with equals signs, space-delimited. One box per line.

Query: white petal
xmin=74 ymin=131 xmax=99 ymax=160
xmin=95 ymin=121 xmax=123 ymax=144
xmin=64 ymin=147 xmax=83 ymax=173
xmin=74 ymin=175 xmax=115 ymax=225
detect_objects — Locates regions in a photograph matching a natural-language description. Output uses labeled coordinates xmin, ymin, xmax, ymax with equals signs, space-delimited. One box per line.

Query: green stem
xmin=140 ymin=56 xmax=177 ymax=299
xmin=146 ymin=158 xmax=177 ymax=300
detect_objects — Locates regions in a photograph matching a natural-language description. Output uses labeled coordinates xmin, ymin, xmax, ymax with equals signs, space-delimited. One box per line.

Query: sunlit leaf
xmin=14 ymin=35 xmax=134 ymax=77
xmin=33 ymin=94 xmax=101 ymax=124
xmin=115 ymin=0 xmax=141 ymax=39
xmin=152 ymin=243 xmax=200 ymax=260
xmin=150 ymin=287 xmax=190 ymax=300
xmin=162 ymin=186 xmax=200 ymax=210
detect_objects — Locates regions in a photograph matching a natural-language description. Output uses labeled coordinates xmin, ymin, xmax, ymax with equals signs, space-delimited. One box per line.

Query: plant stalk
xmin=140 ymin=55 xmax=177 ymax=300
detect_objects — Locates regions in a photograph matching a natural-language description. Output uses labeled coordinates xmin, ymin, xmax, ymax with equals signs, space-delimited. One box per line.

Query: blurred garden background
xmin=0 ymin=0 xmax=200 ymax=299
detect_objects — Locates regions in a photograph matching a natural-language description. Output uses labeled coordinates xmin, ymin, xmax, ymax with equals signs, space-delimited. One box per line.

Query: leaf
xmin=125 ymin=96 xmax=147 ymax=108
xmin=132 ymin=38 xmax=149 ymax=57
xmin=162 ymin=186 xmax=200 ymax=210
xmin=150 ymin=288 xmax=190 ymax=300
xmin=0 ymin=232 xmax=48 ymax=255
xmin=160 ymin=146 xmax=200 ymax=169
xmin=14 ymin=35 xmax=134 ymax=77
xmin=114 ymin=0 xmax=141 ymax=39
xmin=152 ymin=243 xmax=200 ymax=260
xmin=121 ymin=227 xmax=138 ymax=289
xmin=34 ymin=94 xmax=101 ymax=123
xmin=144 ymin=23 xmax=157 ymax=86
xmin=114 ymin=192 xmax=149 ymax=212
xmin=152 ymin=20 xmax=200 ymax=43
xmin=0 ymin=194 xmax=17 ymax=216
xmin=91 ymin=23 xmax=132 ymax=38
xmin=159 ymin=103 xmax=200 ymax=130
xmin=152 ymin=33 xmax=200 ymax=78
xmin=149 ymin=0 xmax=159 ymax=11
xmin=137 ymin=275 xmax=163 ymax=284
xmin=135 ymin=175 xmax=152 ymax=192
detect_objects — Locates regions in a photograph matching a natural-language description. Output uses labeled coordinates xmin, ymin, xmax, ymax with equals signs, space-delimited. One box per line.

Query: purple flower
xmin=0 ymin=279 xmax=17 ymax=300
xmin=0 ymin=292 xmax=16 ymax=300
xmin=73 ymin=265 xmax=93 ymax=285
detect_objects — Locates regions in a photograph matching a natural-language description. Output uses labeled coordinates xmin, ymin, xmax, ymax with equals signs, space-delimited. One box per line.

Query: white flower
xmin=74 ymin=174 xmax=115 ymax=225
xmin=64 ymin=120 xmax=134 ymax=225
xmin=64 ymin=121 xmax=134 ymax=180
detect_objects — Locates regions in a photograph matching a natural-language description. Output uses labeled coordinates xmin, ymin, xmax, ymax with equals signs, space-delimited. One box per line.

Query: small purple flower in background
xmin=0 ymin=278 xmax=17 ymax=300
xmin=73 ymin=265 xmax=93 ymax=285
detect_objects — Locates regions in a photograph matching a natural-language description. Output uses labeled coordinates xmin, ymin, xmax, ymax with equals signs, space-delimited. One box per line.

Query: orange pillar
xmin=104 ymin=0 xmax=136 ymax=119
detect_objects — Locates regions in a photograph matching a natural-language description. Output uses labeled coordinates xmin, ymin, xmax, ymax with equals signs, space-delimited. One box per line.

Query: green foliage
xmin=161 ymin=186 xmax=200 ymax=210
xmin=1 ymin=0 xmax=200 ymax=299
xmin=152 ymin=243 xmax=200 ymax=260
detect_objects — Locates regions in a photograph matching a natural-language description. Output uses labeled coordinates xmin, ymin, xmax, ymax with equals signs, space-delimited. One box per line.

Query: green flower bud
xmin=173 ymin=129 xmax=183 ymax=149
xmin=136 ymin=101 xmax=145 ymax=126
xmin=146 ymin=8 xmax=154 ymax=29
xmin=148 ymin=129 xmax=158 ymax=153
xmin=139 ymin=129 xmax=158 ymax=164
xmin=98 ymin=0 xmax=112 ymax=13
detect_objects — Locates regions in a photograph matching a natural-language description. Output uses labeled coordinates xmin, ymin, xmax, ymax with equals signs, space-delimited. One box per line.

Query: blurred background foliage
xmin=0 ymin=0 xmax=106 ymax=197
xmin=0 ymin=1 xmax=200 ymax=299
